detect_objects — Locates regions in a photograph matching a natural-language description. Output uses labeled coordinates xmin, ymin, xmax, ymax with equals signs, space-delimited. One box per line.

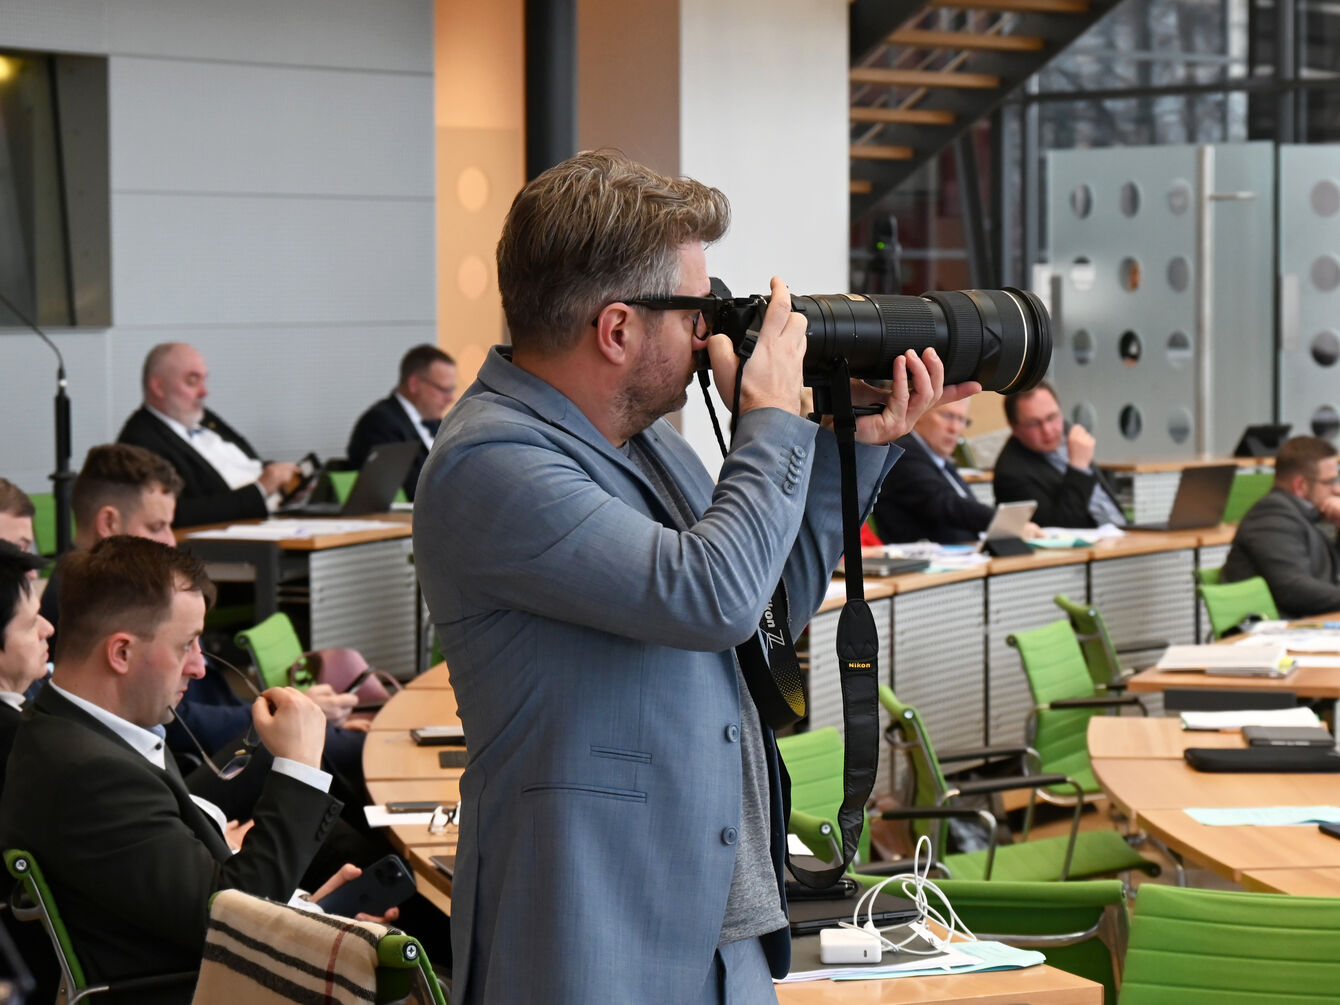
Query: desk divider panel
xmin=986 ymin=564 xmax=1088 ymax=746
xmin=309 ymin=538 xmax=418 ymax=680
xmin=889 ymin=580 xmax=986 ymax=798
xmin=1090 ymin=549 xmax=1197 ymax=717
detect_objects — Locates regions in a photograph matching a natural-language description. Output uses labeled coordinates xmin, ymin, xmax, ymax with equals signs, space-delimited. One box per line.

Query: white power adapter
xmin=818 ymin=926 xmax=883 ymax=964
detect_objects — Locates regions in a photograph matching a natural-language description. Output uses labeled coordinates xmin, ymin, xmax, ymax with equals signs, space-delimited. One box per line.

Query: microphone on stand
xmin=0 ymin=289 xmax=74 ymax=555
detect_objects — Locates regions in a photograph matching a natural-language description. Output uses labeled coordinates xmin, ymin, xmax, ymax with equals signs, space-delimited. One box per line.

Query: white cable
xmin=836 ymin=835 xmax=977 ymax=955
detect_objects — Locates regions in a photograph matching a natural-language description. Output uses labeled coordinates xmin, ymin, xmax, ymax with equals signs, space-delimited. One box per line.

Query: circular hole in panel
xmin=1070 ymin=184 xmax=1094 ymax=219
xmin=1119 ymin=405 xmax=1143 ymax=440
xmin=1071 ymin=256 xmax=1096 ymax=292
xmin=1118 ymin=330 xmax=1143 ymax=364
xmin=1311 ymin=254 xmax=1340 ymax=292
xmin=1312 ymin=405 xmax=1340 ymax=439
xmin=1072 ymin=402 xmax=1098 ymax=432
xmin=1167 ymin=256 xmax=1191 ymax=292
xmin=1168 ymin=408 xmax=1193 ymax=444
xmin=1119 ymin=182 xmax=1142 ymax=217
xmin=1313 ymin=330 xmax=1340 ymax=367
xmin=1167 ymin=179 xmax=1192 ymax=215
xmin=1166 ymin=330 xmax=1192 ymax=368
xmin=1312 ymin=179 xmax=1340 ymax=217
xmin=456 ymin=167 xmax=490 ymax=212
xmin=1119 ymin=257 xmax=1142 ymax=292
xmin=1073 ymin=329 xmax=1095 ymax=365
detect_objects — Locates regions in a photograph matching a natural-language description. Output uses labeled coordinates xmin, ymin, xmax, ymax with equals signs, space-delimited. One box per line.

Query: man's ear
xmin=94 ymin=505 xmax=122 ymax=540
xmin=593 ymin=304 xmax=636 ymax=365
xmin=105 ymin=632 xmax=136 ymax=677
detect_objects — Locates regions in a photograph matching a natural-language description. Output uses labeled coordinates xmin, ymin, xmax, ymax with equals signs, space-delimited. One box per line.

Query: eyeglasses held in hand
xmin=165 ymin=653 xmax=270 ymax=781
xmin=428 ymin=803 xmax=461 ymax=836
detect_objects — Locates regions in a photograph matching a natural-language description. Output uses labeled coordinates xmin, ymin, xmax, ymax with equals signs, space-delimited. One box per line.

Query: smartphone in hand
xmin=316 ymin=854 xmax=417 ymax=918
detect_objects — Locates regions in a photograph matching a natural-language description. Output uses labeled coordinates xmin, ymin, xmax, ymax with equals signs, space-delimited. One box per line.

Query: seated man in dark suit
xmin=0 ymin=478 xmax=36 ymax=556
xmin=0 ymin=543 xmax=57 ymax=1000
xmin=346 ymin=344 xmax=457 ymax=501
xmin=0 ymin=537 xmax=393 ymax=1004
xmin=117 ymin=342 xmax=298 ymax=527
xmin=1222 ymin=435 xmax=1340 ymax=618
xmin=993 ymin=380 xmax=1126 ymax=529
xmin=873 ymin=400 xmax=995 ymax=543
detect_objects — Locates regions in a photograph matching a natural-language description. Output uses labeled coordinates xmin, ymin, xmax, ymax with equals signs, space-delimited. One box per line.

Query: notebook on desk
xmin=283 ymin=441 xmax=419 ymax=518
xmin=1126 ymin=464 xmax=1237 ymax=531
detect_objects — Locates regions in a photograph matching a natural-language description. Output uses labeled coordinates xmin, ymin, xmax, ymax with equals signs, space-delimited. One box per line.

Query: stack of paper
xmin=1155 ymin=642 xmax=1289 ymax=673
xmin=1180 ymin=706 xmax=1322 ymax=731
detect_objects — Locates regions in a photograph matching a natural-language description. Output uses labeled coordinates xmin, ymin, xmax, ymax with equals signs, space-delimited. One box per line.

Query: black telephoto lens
xmin=789 ymin=287 xmax=1051 ymax=394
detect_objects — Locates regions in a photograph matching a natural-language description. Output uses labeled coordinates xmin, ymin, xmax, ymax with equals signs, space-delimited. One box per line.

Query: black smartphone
xmin=1320 ymin=822 xmax=1340 ymax=840
xmin=316 ymin=854 xmax=417 ymax=918
xmin=411 ymin=726 xmax=467 ymax=746
xmin=439 ymin=749 xmax=468 ymax=769
xmin=429 ymin=855 xmax=455 ymax=879
xmin=385 ymin=800 xmax=441 ymax=814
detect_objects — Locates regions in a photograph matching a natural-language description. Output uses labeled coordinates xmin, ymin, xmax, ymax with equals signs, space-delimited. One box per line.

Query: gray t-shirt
xmin=625 ymin=435 xmax=788 ymax=946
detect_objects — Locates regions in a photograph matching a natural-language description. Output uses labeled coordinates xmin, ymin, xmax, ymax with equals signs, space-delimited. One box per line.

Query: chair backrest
xmin=5 ymin=848 xmax=86 ymax=993
xmin=775 ymin=726 xmax=871 ymax=865
xmin=28 ymin=492 xmax=73 ymax=558
xmin=1196 ymin=576 xmax=1279 ymax=638
xmin=1053 ymin=594 xmax=1123 ymax=691
xmin=1221 ymin=471 xmax=1273 ymax=524
xmin=935 ymin=878 xmax=1127 ymax=1005
xmin=193 ymin=888 xmax=447 ymax=1004
xmin=1006 ymin=619 xmax=1099 ymax=780
xmin=1120 ymin=884 xmax=1340 ymax=1004
xmin=1194 ymin=565 xmax=1221 ymax=587
xmin=877 ymin=687 xmax=951 ymax=844
xmin=235 ymin=612 xmax=307 ymax=690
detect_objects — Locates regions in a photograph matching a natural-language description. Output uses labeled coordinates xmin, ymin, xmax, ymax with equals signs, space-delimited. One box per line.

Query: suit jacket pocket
xmin=521 ymin=782 xmax=646 ymax=803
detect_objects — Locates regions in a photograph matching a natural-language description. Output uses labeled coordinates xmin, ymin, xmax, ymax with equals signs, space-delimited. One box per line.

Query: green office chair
xmin=1007 ymin=618 xmax=1147 ymax=804
xmin=28 ymin=492 xmax=74 ymax=557
xmin=328 ymin=470 xmax=408 ymax=506
xmin=1053 ymin=594 xmax=1166 ymax=692
xmin=1220 ymin=471 xmax=1273 ymax=525
xmin=878 ymin=687 xmax=1159 ymax=883
xmin=1194 ymin=565 xmax=1221 ymax=587
xmin=235 ymin=611 xmax=310 ymax=690
xmin=1119 ymin=884 xmax=1340 ymax=1004
xmin=1196 ymin=576 xmax=1279 ymax=639
xmin=6 ymin=850 xmax=197 ymax=1004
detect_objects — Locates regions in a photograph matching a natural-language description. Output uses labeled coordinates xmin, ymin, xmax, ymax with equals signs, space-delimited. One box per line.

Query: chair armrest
xmin=1114 ymin=638 xmax=1169 ymax=655
xmin=1047 ymin=695 xmax=1145 ymax=711
xmin=878 ymin=805 xmax=996 ymax=824
xmin=949 ymin=772 xmax=1078 ymax=799
xmin=938 ymin=745 xmax=1030 ymax=764
xmin=788 ymin=808 xmax=840 ymax=863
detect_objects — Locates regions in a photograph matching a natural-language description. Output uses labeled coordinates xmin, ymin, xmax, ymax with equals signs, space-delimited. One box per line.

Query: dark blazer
xmin=992 ymin=435 xmax=1123 ymax=529
xmin=346 ymin=394 xmax=430 ymax=501
xmin=873 ymin=434 xmax=994 ymax=544
xmin=117 ymin=406 xmax=268 ymax=527
xmin=0 ymin=702 xmax=19 ymax=773
xmin=1222 ymin=487 xmax=1340 ymax=618
xmin=0 ymin=685 xmax=340 ymax=1003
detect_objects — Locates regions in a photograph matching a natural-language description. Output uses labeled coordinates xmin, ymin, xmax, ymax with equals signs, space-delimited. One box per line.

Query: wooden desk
xmin=1086 ymin=716 xmax=1243 ymax=759
xmin=1137 ymin=809 xmax=1340 ymax=883
xmin=1125 ymin=664 xmax=1340 ymax=699
xmin=1241 ymin=867 xmax=1340 ymax=896
xmin=775 ymin=966 xmax=1101 ymax=1004
xmin=1091 ymin=756 xmax=1339 ymax=820
xmin=180 ymin=517 xmax=418 ymax=677
xmin=368 ymin=684 xmax=458 ymax=730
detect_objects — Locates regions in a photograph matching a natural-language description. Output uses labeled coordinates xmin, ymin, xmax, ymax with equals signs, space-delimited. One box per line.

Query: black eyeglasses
xmin=590 ymin=294 xmax=721 ymax=336
xmin=167 ymin=652 xmax=269 ymax=781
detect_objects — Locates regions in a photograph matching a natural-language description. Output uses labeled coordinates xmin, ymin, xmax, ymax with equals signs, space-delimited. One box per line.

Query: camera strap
xmin=698 ymin=353 xmax=880 ymax=890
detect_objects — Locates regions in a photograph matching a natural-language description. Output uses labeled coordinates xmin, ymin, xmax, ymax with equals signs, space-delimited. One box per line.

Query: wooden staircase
xmin=849 ymin=0 xmax=1126 ymax=215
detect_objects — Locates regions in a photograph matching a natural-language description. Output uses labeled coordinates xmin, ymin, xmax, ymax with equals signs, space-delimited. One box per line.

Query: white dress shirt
xmin=395 ymin=392 xmax=436 ymax=451
xmin=0 ymin=691 xmax=24 ymax=712
xmin=146 ymin=405 xmax=270 ymax=505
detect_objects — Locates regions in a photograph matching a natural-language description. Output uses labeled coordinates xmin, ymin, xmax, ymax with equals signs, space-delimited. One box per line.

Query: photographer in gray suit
xmin=413 ymin=150 xmax=977 ymax=1004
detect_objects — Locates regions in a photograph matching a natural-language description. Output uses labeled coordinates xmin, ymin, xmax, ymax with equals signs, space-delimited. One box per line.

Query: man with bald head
xmin=117 ymin=343 xmax=297 ymax=527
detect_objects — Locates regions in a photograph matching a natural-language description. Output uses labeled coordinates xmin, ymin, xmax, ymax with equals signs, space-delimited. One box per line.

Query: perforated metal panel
xmin=806 ymin=597 xmax=893 ymax=740
xmin=1278 ymin=145 xmax=1340 ymax=439
xmin=986 ymin=564 xmax=1088 ymax=745
xmin=308 ymin=537 xmax=418 ymax=680
xmin=1129 ymin=471 xmax=1181 ymax=524
xmin=890 ymin=580 xmax=986 ymax=795
xmin=968 ymin=482 xmax=995 ymax=507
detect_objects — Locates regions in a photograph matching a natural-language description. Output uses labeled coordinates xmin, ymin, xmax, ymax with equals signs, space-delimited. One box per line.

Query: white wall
xmin=0 ymin=0 xmax=435 ymax=492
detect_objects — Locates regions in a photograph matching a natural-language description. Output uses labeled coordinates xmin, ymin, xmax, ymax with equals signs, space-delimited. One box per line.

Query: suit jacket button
xmin=724 ymin=724 xmax=740 ymax=742
xmin=794 ymin=446 xmax=807 ymax=459
xmin=721 ymin=827 xmax=738 ymax=845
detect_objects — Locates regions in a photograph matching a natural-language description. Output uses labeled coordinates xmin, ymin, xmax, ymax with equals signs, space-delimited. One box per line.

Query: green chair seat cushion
xmin=945 ymin=829 xmax=1158 ymax=883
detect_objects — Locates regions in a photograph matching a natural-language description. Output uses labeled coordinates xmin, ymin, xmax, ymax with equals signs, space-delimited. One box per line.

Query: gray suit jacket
xmin=413 ymin=348 xmax=897 ymax=1004
xmin=1222 ymin=487 xmax=1340 ymax=618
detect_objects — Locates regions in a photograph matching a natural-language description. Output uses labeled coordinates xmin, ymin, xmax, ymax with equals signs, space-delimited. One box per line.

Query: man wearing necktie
xmin=872 ymin=399 xmax=997 ymax=544
xmin=346 ymin=344 xmax=457 ymax=501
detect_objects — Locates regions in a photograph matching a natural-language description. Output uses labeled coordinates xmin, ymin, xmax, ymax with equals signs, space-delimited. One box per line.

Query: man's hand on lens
xmin=851 ymin=348 xmax=981 ymax=446
xmin=706 ymin=276 xmax=807 ymax=417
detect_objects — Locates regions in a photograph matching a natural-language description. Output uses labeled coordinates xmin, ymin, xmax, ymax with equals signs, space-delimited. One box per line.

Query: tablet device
xmin=279 ymin=452 xmax=324 ymax=507
xmin=977 ymin=500 xmax=1037 ymax=551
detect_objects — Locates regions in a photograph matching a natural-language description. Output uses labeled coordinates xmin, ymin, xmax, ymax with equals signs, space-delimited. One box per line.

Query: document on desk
xmin=1155 ymin=642 xmax=1289 ymax=672
xmin=189 ymin=518 xmax=403 ymax=540
xmin=1180 ymin=707 xmax=1322 ymax=731
xmin=1240 ymin=629 xmax=1340 ymax=654
xmin=779 ymin=934 xmax=1044 ymax=983
xmin=1185 ymin=805 xmax=1340 ymax=826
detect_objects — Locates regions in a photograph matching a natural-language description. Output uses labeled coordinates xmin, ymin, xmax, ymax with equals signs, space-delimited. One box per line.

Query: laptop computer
xmin=787 ymin=887 xmax=920 ymax=937
xmin=1127 ymin=464 xmax=1237 ymax=531
xmin=284 ymin=441 xmax=420 ymax=517
xmin=1233 ymin=423 xmax=1291 ymax=458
